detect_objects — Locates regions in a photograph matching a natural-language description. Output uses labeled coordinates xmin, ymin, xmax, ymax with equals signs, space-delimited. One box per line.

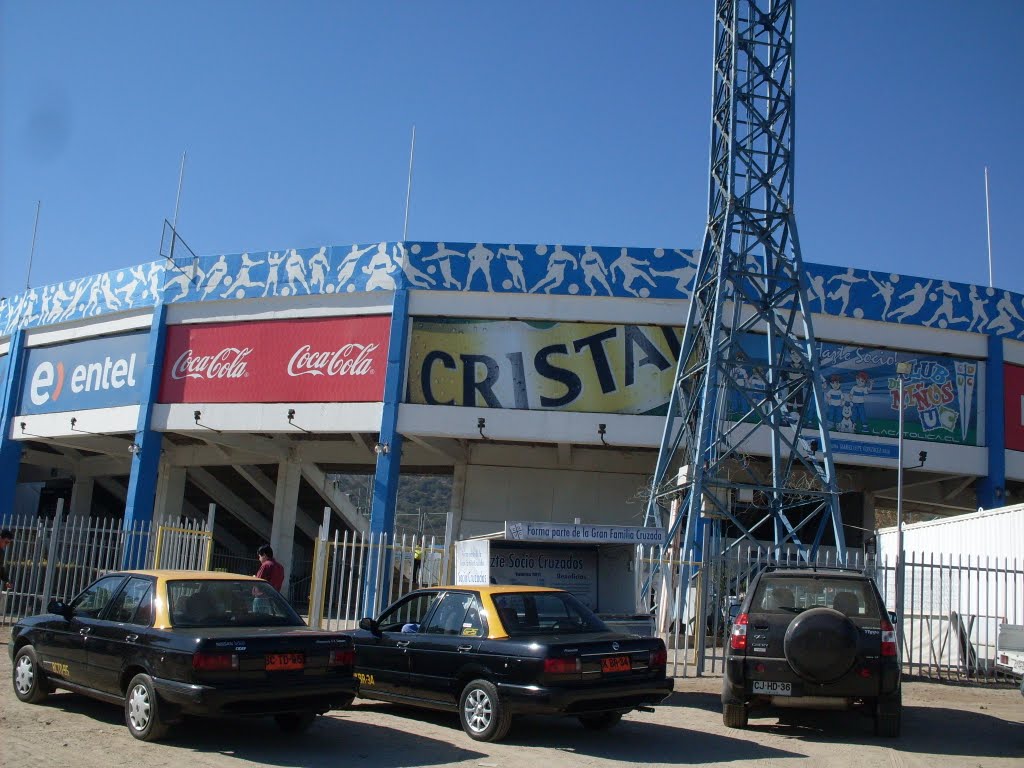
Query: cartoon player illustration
xmin=422 ymin=243 xmax=465 ymax=290
xmin=532 ymin=245 xmax=578 ymax=294
xmin=261 ymin=251 xmax=284 ymax=297
xmin=837 ymin=402 xmax=856 ymax=433
xmin=308 ymin=247 xmax=330 ymax=293
xmin=868 ymin=273 xmax=896 ymax=320
xmin=394 ymin=242 xmax=436 ymax=288
xmin=923 ymin=281 xmax=969 ymax=328
xmin=463 ymin=243 xmax=495 ymax=291
xmin=579 ymin=246 xmax=612 ymax=295
xmin=826 ymin=268 xmax=865 ymax=316
xmin=889 ymin=279 xmax=933 ymax=323
xmin=201 ymin=255 xmax=229 ymax=299
xmin=824 ymin=374 xmax=845 ymax=430
xmin=651 ymin=249 xmax=698 ymax=294
xmin=988 ymin=291 xmax=1024 ymax=336
xmin=362 ymin=242 xmax=398 ymax=291
xmin=967 ymin=285 xmax=990 ymax=332
xmin=284 ymin=249 xmax=311 ymax=294
xmin=610 ymin=248 xmax=657 ymax=298
xmin=729 ymin=364 xmax=749 ymax=418
xmin=335 ymin=244 xmax=375 ymax=291
xmin=223 ymin=253 xmax=265 ymax=298
xmin=848 ymin=371 xmax=871 ymax=432
xmin=496 ymin=244 xmax=526 ymax=291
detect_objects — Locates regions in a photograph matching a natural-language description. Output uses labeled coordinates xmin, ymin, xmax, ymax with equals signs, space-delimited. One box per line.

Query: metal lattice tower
xmin=645 ymin=0 xmax=846 ymax=565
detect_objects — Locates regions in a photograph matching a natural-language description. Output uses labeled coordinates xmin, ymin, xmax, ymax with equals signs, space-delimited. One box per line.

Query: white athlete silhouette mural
xmin=532 ymin=245 xmax=578 ymax=294
xmin=610 ymin=248 xmax=656 ymax=298
xmin=580 ymin=246 xmax=612 ymax=295
xmin=967 ymin=285 xmax=990 ymax=332
xmin=308 ymin=248 xmax=330 ymax=293
xmin=261 ymin=251 xmax=284 ymax=296
xmin=827 ymin=268 xmax=865 ymax=317
xmin=890 ymin=279 xmax=933 ymax=322
xmin=363 ymin=242 xmax=398 ymax=291
xmin=421 ymin=243 xmax=464 ymax=289
xmin=988 ymin=291 xmax=1024 ymax=336
xmin=201 ymin=256 xmax=229 ymax=299
xmin=868 ymin=273 xmax=896 ymax=320
xmin=651 ymin=249 xmax=698 ymax=293
xmin=496 ymin=245 xmax=526 ymax=291
xmin=394 ymin=242 xmax=435 ymax=288
xmin=464 ymin=243 xmax=495 ymax=291
xmin=924 ymin=281 xmax=969 ymax=328
xmin=284 ymin=249 xmax=310 ymax=295
xmin=807 ymin=273 xmax=828 ymax=312
xmin=336 ymin=244 xmax=375 ymax=292
xmin=224 ymin=253 xmax=265 ymax=298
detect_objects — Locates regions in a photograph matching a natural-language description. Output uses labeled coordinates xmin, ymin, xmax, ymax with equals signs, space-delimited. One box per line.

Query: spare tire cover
xmin=783 ymin=607 xmax=858 ymax=683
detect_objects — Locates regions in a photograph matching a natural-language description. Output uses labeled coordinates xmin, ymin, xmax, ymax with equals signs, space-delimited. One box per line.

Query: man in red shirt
xmin=255 ymin=545 xmax=285 ymax=592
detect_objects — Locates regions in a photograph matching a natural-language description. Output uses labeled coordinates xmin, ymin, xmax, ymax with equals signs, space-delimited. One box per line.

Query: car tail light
xmin=730 ymin=613 xmax=749 ymax=651
xmin=192 ymin=651 xmax=238 ymax=671
xmin=328 ymin=648 xmax=356 ymax=667
xmin=880 ymin=617 xmax=898 ymax=657
xmin=543 ymin=657 xmax=581 ymax=674
xmin=858 ymin=666 xmax=872 ymax=678
xmin=650 ymin=644 xmax=667 ymax=668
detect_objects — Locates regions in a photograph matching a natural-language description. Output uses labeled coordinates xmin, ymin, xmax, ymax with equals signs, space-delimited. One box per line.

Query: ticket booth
xmin=454 ymin=520 xmax=665 ymax=636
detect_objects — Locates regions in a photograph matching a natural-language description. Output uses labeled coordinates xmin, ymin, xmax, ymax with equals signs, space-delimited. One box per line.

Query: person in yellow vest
xmin=413 ymin=545 xmax=422 ymax=586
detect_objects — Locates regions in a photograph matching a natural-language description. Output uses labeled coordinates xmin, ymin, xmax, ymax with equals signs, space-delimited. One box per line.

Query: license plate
xmin=266 ymin=653 xmax=304 ymax=671
xmin=752 ymin=680 xmax=792 ymax=696
xmin=601 ymin=655 xmax=631 ymax=673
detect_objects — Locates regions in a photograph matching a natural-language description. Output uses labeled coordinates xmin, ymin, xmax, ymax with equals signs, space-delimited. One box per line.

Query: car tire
xmin=12 ymin=646 xmax=52 ymax=704
xmin=459 ymin=679 xmax=512 ymax=742
xmin=579 ymin=712 xmax=622 ymax=731
xmin=723 ymin=702 xmax=749 ymax=729
xmin=874 ymin=692 xmax=901 ymax=738
xmin=125 ymin=673 xmax=170 ymax=742
xmin=275 ymin=712 xmax=318 ymax=733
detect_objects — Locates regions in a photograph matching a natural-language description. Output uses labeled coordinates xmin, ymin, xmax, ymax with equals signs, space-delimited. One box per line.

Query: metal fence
xmin=0 ymin=508 xmax=211 ymax=627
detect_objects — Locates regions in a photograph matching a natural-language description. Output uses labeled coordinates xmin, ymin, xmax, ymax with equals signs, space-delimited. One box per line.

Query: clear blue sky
xmin=2 ymin=1 xmax=1022 ymax=303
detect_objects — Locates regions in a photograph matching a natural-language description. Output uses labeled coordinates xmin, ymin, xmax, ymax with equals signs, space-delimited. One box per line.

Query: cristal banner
xmin=159 ymin=315 xmax=390 ymax=403
xmin=407 ymin=318 xmax=984 ymax=446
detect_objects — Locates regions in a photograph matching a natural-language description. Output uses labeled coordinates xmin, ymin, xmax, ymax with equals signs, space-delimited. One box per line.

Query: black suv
xmin=722 ymin=568 xmax=901 ymax=737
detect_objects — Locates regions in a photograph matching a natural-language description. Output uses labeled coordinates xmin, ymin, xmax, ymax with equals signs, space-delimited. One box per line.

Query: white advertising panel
xmin=505 ymin=520 xmax=666 ymax=546
xmin=454 ymin=539 xmax=491 ymax=586
xmin=489 ymin=547 xmax=598 ymax=609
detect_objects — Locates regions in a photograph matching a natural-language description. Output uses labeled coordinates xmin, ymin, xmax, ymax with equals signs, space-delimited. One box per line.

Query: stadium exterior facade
xmin=2 ymin=242 xmax=1023 ymax=585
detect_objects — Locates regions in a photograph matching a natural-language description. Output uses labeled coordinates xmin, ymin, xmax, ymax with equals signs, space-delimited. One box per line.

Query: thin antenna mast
xmin=984 ymin=166 xmax=993 ymax=288
xmin=172 ymin=151 xmax=187 ymax=233
xmin=403 ymin=125 xmax=416 ymax=241
xmin=25 ymin=200 xmax=41 ymax=290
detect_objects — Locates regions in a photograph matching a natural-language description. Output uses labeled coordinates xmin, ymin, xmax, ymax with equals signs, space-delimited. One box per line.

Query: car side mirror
xmin=888 ymin=611 xmax=898 ymax=626
xmin=358 ymin=617 xmax=381 ymax=636
xmin=48 ymin=599 xmax=72 ymax=619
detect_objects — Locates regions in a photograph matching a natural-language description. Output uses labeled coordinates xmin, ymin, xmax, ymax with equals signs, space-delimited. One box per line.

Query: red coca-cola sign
xmin=1006 ymin=363 xmax=1024 ymax=452
xmin=159 ymin=316 xmax=390 ymax=403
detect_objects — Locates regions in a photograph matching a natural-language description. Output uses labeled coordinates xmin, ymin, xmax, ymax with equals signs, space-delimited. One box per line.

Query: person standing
xmin=254 ymin=545 xmax=285 ymax=592
xmin=0 ymin=529 xmax=14 ymax=590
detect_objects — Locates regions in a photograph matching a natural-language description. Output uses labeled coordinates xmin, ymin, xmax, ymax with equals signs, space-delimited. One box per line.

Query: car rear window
xmin=751 ymin=577 xmax=880 ymax=618
xmin=168 ymin=579 xmax=304 ymax=627
xmin=491 ymin=591 xmax=608 ymax=636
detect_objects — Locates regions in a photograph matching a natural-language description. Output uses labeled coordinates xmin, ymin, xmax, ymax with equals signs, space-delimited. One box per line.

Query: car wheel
xmin=874 ymin=692 xmax=901 ymax=738
xmin=12 ymin=646 xmax=52 ymax=704
xmin=459 ymin=679 xmax=512 ymax=742
xmin=275 ymin=712 xmax=317 ymax=733
xmin=579 ymin=712 xmax=622 ymax=731
xmin=125 ymin=673 xmax=170 ymax=742
xmin=723 ymin=702 xmax=749 ymax=729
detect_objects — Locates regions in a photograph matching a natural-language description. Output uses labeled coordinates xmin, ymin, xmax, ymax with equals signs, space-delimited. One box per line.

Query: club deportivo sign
xmin=159 ymin=316 xmax=389 ymax=403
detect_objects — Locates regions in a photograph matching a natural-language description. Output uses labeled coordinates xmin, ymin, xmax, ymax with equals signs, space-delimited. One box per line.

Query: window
xmin=491 ymin=592 xmax=607 ymax=636
xmin=167 ymin=579 xmax=304 ymax=628
xmin=753 ymin=578 xmax=879 ymax=618
xmin=377 ymin=592 xmax=440 ymax=633
xmin=106 ymin=578 xmax=153 ymax=625
xmin=422 ymin=593 xmax=484 ymax=636
xmin=72 ymin=576 xmax=127 ymax=619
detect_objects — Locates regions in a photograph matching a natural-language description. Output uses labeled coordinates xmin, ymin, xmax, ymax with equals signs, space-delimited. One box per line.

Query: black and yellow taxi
xmin=351 ymin=585 xmax=673 ymax=742
xmin=8 ymin=570 xmax=357 ymax=741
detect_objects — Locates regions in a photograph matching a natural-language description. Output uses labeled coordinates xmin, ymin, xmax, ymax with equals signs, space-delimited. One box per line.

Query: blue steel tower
xmin=646 ymin=0 xmax=846 ymax=563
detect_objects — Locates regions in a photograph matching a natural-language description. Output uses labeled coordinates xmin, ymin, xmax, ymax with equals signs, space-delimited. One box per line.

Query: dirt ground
xmin=2 ymin=629 xmax=1022 ymax=768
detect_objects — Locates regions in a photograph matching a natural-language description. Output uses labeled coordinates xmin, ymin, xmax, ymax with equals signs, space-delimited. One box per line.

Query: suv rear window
xmin=751 ymin=577 xmax=880 ymax=618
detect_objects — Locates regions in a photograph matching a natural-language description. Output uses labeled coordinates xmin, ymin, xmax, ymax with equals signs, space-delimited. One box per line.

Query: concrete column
xmin=271 ymin=460 xmax=302 ymax=597
xmin=154 ymin=465 xmax=187 ymax=523
xmin=69 ymin=478 xmax=95 ymax=518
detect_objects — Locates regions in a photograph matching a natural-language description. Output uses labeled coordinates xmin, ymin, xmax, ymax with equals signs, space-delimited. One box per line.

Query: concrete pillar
xmin=154 ymin=465 xmax=187 ymax=523
xmin=69 ymin=478 xmax=95 ymax=518
xmin=271 ymin=460 xmax=302 ymax=597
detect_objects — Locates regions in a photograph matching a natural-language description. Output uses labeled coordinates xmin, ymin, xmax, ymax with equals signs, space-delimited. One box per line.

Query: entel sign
xmin=1006 ymin=364 xmax=1024 ymax=452
xmin=159 ymin=316 xmax=390 ymax=403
